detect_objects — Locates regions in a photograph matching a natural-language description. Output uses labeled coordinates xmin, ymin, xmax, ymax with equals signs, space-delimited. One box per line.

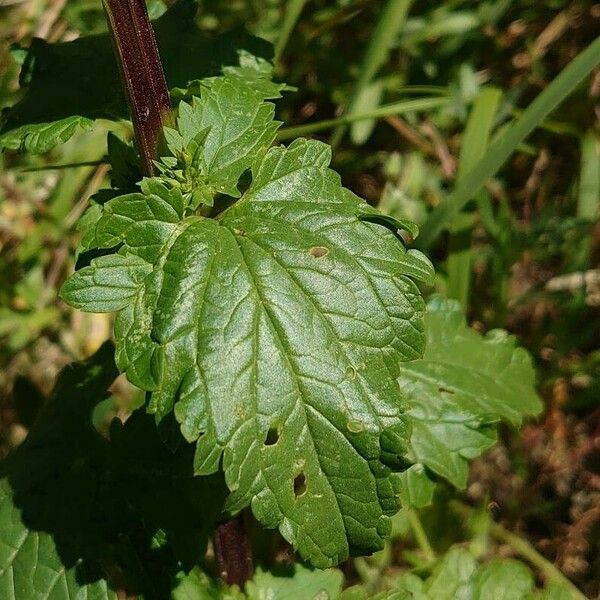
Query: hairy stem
xmin=214 ymin=514 xmax=253 ymax=587
xmin=102 ymin=0 xmax=171 ymax=175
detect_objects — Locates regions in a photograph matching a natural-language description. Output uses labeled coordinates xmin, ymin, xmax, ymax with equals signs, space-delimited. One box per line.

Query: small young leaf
xmin=158 ymin=74 xmax=283 ymax=205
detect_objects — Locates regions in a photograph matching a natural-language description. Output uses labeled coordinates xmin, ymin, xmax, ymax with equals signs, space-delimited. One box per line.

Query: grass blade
xmin=457 ymin=88 xmax=504 ymax=182
xmin=577 ymin=130 xmax=600 ymax=220
xmin=417 ymin=35 xmax=600 ymax=250
xmin=330 ymin=0 xmax=414 ymax=148
xmin=447 ymin=87 xmax=503 ymax=307
xmin=350 ymin=80 xmax=384 ymax=145
xmin=274 ymin=0 xmax=309 ymax=63
xmin=277 ymin=96 xmax=450 ymax=141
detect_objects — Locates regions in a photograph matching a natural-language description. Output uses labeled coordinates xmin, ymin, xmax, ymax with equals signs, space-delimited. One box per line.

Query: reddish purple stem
xmin=102 ymin=0 xmax=171 ymax=175
xmin=100 ymin=1 xmax=254 ymax=587
xmin=214 ymin=515 xmax=254 ymax=587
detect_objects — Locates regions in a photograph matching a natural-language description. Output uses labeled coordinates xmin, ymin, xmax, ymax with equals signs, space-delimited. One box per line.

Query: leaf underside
xmin=61 ymin=73 xmax=434 ymax=567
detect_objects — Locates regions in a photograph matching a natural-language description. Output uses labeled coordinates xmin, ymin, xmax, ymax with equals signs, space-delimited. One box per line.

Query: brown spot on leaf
xmin=309 ymin=246 xmax=329 ymax=258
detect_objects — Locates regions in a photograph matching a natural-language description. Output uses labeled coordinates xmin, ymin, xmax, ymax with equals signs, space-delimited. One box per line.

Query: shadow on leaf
xmin=0 ymin=342 xmax=228 ymax=599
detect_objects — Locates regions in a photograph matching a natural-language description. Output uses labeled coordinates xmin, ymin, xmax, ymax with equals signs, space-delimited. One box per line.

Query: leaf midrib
xmin=232 ymin=233 xmax=350 ymax=562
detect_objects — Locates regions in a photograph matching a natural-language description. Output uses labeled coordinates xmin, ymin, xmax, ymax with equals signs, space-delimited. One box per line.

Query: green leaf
xmin=171 ymin=48 xmax=288 ymax=105
xmin=0 ymin=0 xmax=275 ymax=153
xmin=173 ymin=563 xmax=344 ymax=600
xmin=471 ymin=559 xmax=534 ymax=600
xmin=338 ymin=586 xmax=372 ymax=600
xmin=0 ymin=343 xmax=119 ymax=600
xmin=59 ymin=254 xmax=153 ymax=312
xmin=0 ymin=343 xmax=227 ymax=598
xmin=173 ymin=567 xmax=245 ymax=600
xmin=246 ymin=564 xmax=344 ymax=600
xmin=424 ymin=548 xmax=476 ymax=599
xmin=397 ymin=464 xmax=436 ymax=509
xmin=0 ymin=116 xmax=94 ymax=154
xmin=399 ymin=297 xmax=542 ymax=488
xmin=389 ymin=549 xmax=541 ymax=600
xmin=385 ymin=548 xmax=580 ymax=600
xmin=61 ymin=77 xmax=433 ymax=567
xmin=0 ymin=480 xmax=117 ymax=600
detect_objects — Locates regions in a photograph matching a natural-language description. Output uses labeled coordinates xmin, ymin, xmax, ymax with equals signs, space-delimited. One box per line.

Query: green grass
xmin=418 ymin=34 xmax=600 ymax=250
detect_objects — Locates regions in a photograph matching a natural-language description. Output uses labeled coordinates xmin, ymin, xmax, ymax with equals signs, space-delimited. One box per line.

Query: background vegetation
xmin=0 ymin=0 xmax=598 ymax=598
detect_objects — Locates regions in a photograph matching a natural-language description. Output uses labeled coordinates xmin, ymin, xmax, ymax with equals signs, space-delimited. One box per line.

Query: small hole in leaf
xmin=236 ymin=168 xmax=253 ymax=195
xmin=309 ymin=246 xmax=329 ymax=259
xmin=264 ymin=427 xmax=279 ymax=446
xmin=75 ymin=244 xmax=122 ymax=270
xmin=294 ymin=473 xmax=307 ymax=498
